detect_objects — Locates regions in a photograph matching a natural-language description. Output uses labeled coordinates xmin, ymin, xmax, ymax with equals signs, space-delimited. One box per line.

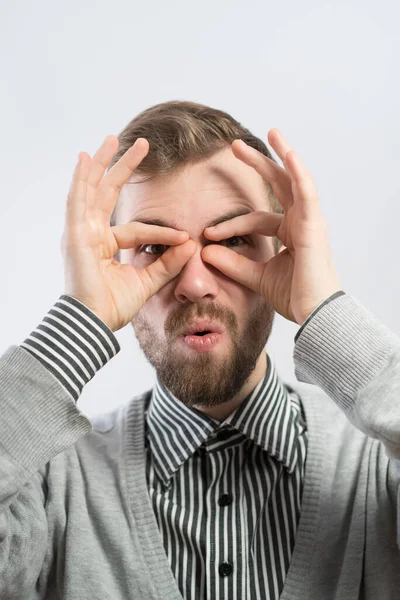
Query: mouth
xmin=177 ymin=320 xmax=226 ymax=352
xmin=179 ymin=319 xmax=225 ymax=337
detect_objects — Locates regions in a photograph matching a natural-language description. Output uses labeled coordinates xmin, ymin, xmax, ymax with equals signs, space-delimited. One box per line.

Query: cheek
xmin=135 ymin=293 xmax=165 ymax=327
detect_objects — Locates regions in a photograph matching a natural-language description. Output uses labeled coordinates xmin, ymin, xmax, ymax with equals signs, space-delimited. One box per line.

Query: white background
xmin=1 ymin=0 xmax=399 ymax=417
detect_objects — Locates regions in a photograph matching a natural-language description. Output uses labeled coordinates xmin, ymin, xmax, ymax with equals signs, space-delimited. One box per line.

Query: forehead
xmin=117 ymin=145 xmax=270 ymax=228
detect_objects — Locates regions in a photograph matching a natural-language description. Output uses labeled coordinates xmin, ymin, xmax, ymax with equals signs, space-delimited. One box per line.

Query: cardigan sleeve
xmin=0 ymin=294 xmax=117 ymax=597
xmin=293 ymin=293 xmax=400 ymax=549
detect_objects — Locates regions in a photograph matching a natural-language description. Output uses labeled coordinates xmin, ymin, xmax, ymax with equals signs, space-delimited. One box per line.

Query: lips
xmin=180 ymin=319 xmax=225 ymax=337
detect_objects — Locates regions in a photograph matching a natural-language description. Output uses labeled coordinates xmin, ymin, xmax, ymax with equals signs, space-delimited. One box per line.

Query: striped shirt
xmin=145 ymin=360 xmax=308 ymax=600
xmin=21 ymin=294 xmax=308 ymax=600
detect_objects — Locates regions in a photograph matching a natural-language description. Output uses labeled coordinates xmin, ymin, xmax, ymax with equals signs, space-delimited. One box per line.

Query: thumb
xmin=137 ymin=239 xmax=196 ymax=299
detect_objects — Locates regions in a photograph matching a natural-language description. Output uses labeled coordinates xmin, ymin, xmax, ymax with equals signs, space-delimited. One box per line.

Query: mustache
xmin=164 ymin=301 xmax=238 ymax=338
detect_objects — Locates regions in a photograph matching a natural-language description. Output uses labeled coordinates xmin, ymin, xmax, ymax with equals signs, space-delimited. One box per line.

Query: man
xmin=0 ymin=100 xmax=399 ymax=599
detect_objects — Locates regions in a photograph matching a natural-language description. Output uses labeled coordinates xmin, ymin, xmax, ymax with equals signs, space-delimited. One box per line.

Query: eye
xmin=140 ymin=244 xmax=170 ymax=256
xmin=219 ymin=236 xmax=247 ymax=249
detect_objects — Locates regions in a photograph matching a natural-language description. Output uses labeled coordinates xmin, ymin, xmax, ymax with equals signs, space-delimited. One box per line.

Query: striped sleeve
xmin=19 ymin=294 xmax=120 ymax=403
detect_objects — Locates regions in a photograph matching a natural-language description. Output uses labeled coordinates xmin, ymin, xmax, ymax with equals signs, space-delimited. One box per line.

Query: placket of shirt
xmin=203 ymin=430 xmax=248 ymax=600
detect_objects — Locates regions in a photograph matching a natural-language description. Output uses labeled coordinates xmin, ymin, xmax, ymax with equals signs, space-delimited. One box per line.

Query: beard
xmin=131 ymin=298 xmax=275 ymax=408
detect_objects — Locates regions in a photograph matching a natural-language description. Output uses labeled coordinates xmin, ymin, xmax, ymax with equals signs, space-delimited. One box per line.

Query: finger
xmin=267 ymin=128 xmax=293 ymax=162
xmin=204 ymin=211 xmax=283 ymax=240
xmin=96 ymin=138 xmax=150 ymax=215
xmin=65 ymin=153 xmax=91 ymax=227
xmin=138 ymin=240 xmax=197 ymax=298
xmin=111 ymin=222 xmax=189 ymax=249
xmin=283 ymin=150 xmax=321 ymax=219
xmin=268 ymin=130 xmax=321 ymax=219
xmin=231 ymin=139 xmax=293 ymax=210
xmin=86 ymin=136 xmax=120 ymax=210
xmin=201 ymin=244 xmax=264 ymax=295
xmin=103 ymin=138 xmax=149 ymax=192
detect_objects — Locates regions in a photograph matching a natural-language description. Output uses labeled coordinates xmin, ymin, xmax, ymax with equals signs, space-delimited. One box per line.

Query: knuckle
xmin=109 ymin=181 xmax=122 ymax=193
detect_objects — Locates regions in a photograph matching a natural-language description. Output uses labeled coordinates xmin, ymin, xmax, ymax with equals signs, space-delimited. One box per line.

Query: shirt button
xmin=219 ymin=561 xmax=233 ymax=577
xmin=218 ymin=493 xmax=233 ymax=506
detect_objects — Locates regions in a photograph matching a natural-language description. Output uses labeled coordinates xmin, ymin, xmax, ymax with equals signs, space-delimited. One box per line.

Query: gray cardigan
xmin=1 ymin=293 xmax=400 ymax=599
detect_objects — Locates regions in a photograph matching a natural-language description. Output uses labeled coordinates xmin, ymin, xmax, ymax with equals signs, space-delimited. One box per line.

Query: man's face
xmin=118 ymin=146 xmax=276 ymax=408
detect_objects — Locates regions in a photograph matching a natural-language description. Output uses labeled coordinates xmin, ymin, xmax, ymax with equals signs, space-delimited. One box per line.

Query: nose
xmin=174 ymin=247 xmax=220 ymax=304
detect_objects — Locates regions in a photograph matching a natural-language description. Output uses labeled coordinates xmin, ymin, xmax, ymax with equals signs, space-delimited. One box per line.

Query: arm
xmin=0 ymin=132 xmax=194 ymax=598
xmin=200 ymin=129 xmax=400 ymax=553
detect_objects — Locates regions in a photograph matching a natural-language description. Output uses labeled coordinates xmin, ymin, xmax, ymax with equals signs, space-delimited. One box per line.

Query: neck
xmin=193 ymin=351 xmax=268 ymax=422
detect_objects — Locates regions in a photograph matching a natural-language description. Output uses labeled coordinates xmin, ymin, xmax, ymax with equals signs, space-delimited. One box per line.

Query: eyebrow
xmin=130 ymin=208 xmax=253 ymax=230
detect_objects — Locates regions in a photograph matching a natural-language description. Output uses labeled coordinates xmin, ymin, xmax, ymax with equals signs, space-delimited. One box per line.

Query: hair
xmin=108 ymin=100 xmax=283 ymax=253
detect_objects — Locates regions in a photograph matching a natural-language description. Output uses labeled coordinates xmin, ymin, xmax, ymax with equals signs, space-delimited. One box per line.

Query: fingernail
xmin=133 ymin=137 xmax=147 ymax=148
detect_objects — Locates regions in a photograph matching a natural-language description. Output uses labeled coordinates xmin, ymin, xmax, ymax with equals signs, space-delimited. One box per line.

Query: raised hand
xmin=201 ymin=129 xmax=341 ymax=325
xmin=61 ymin=136 xmax=196 ymax=332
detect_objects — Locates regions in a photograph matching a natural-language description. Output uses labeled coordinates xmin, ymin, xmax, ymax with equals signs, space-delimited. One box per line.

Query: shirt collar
xmin=147 ymin=353 xmax=306 ymax=484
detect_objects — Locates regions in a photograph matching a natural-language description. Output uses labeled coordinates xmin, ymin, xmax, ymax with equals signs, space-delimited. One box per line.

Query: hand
xmin=201 ymin=129 xmax=341 ymax=325
xmin=61 ymin=136 xmax=196 ymax=332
